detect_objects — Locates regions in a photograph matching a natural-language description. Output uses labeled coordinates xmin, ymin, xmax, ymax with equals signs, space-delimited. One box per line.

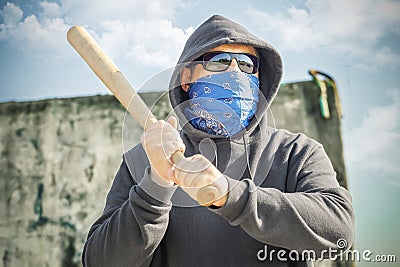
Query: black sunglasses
xmin=193 ymin=51 xmax=259 ymax=74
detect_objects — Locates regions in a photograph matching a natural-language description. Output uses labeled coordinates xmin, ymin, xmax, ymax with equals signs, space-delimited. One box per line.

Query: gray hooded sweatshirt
xmin=83 ymin=15 xmax=354 ymax=267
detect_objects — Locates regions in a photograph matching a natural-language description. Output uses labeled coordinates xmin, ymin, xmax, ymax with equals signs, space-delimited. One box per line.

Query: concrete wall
xmin=0 ymin=81 xmax=349 ymax=266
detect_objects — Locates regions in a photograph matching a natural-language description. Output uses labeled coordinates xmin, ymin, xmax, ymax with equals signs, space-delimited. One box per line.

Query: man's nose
xmin=227 ymin=58 xmax=241 ymax=72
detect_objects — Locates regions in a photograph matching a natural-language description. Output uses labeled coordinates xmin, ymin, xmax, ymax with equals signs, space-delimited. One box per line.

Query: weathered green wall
xmin=0 ymin=81 xmax=350 ymax=266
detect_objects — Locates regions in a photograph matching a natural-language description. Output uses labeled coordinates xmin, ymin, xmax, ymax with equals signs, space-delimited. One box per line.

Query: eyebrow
xmin=206 ymin=51 xmax=259 ymax=58
xmin=207 ymin=46 xmax=258 ymax=57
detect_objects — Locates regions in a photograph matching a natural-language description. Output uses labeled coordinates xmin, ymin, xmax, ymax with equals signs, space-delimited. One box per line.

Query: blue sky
xmin=1 ymin=0 xmax=399 ymax=264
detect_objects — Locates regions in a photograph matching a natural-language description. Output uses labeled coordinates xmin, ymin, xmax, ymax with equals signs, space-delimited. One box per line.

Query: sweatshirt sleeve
xmin=82 ymin=159 xmax=176 ymax=267
xmin=210 ymin=143 xmax=355 ymax=256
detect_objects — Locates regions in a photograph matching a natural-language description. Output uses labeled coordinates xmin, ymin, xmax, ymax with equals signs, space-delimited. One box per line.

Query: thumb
xmin=167 ymin=167 xmax=178 ymax=185
xmin=167 ymin=116 xmax=178 ymax=129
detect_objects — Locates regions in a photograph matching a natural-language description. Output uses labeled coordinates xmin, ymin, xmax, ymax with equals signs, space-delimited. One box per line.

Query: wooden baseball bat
xmin=67 ymin=26 xmax=219 ymax=206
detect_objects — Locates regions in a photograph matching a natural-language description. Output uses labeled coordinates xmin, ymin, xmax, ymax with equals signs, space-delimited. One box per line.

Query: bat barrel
xmin=67 ymin=26 xmax=157 ymax=129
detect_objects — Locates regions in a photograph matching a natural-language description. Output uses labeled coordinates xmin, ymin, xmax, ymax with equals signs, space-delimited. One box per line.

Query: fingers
xmin=162 ymin=141 xmax=186 ymax=160
xmin=142 ymin=120 xmax=183 ymax=147
xmin=141 ymin=119 xmax=185 ymax=180
xmin=165 ymin=117 xmax=185 ymax=151
xmin=175 ymin=155 xmax=210 ymax=174
xmin=167 ymin=154 xmax=228 ymax=206
xmin=173 ymin=155 xmax=215 ymax=187
xmin=167 ymin=116 xmax=178 ymax=129
xmin=170 ymin=154 xmax=228 ymax=206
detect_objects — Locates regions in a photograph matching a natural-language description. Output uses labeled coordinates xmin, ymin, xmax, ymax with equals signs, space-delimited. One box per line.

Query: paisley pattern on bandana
xmin=184 ymin=71 xmax=259 ymax=137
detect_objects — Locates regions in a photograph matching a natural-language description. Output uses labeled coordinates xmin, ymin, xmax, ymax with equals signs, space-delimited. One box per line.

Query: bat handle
xmin=171 ymin=151 xmax=220 ymax=206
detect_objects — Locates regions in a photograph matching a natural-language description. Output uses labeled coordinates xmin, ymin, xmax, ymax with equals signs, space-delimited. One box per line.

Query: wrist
xmin=150 ymin=167 xmax=174 ymax=187
xmin=138 ymin=167 xmax=177 ymax=205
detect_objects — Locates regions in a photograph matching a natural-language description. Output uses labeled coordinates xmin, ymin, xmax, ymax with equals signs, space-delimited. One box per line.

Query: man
xmin=83 ymin=15 xmax=354 ymax=266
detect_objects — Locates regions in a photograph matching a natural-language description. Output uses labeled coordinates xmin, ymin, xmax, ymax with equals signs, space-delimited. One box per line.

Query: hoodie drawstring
xmin=243 ymin=132 xmax=253 ymax=180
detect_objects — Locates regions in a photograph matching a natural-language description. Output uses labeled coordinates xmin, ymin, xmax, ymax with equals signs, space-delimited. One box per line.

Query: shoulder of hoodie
xmin=122 ymin=143 xmax=148 ymax=177
xmin=123 ymin=143 xmax=146 ymax=158
xmin=268 ymin=127 xmax=325 ymax=153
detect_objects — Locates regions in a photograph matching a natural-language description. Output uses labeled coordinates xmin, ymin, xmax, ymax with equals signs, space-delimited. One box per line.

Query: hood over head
xmin=169 ymin=15 xmax=283 ymax=141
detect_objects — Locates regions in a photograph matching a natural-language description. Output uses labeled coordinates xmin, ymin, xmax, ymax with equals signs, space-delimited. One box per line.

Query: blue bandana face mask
xmin=184 ymin=71 xmax=259 ymax=137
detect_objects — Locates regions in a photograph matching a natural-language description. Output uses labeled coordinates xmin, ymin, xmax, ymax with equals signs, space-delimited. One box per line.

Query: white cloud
xmin=344 ymin=90 xmax=400 ymax=185
xmin=40 ymin=1 xmax=64 ymax=18
xmin=0 ymin=2 xmax=23 ymax=27
xmin=248 ymin=0 xmax=400 ymax=69
xmin=62 ymin=0 xmax=183 ymax=24
xmin=123 ymin=20 xmax=193 ymax=68
xmin=0 ymin=2 xmax=70 ymax=62
xmin=0 ymin=1 xmax=192 ymax=67
xmin=357 ymin=46 xmax=400 ymax=71
xmin=94 ymin=18 xmax=193 ymax=68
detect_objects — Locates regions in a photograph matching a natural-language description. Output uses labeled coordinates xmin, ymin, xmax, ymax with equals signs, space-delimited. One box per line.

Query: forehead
xmin=208 ymin=44 xmax=258 ymax=56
